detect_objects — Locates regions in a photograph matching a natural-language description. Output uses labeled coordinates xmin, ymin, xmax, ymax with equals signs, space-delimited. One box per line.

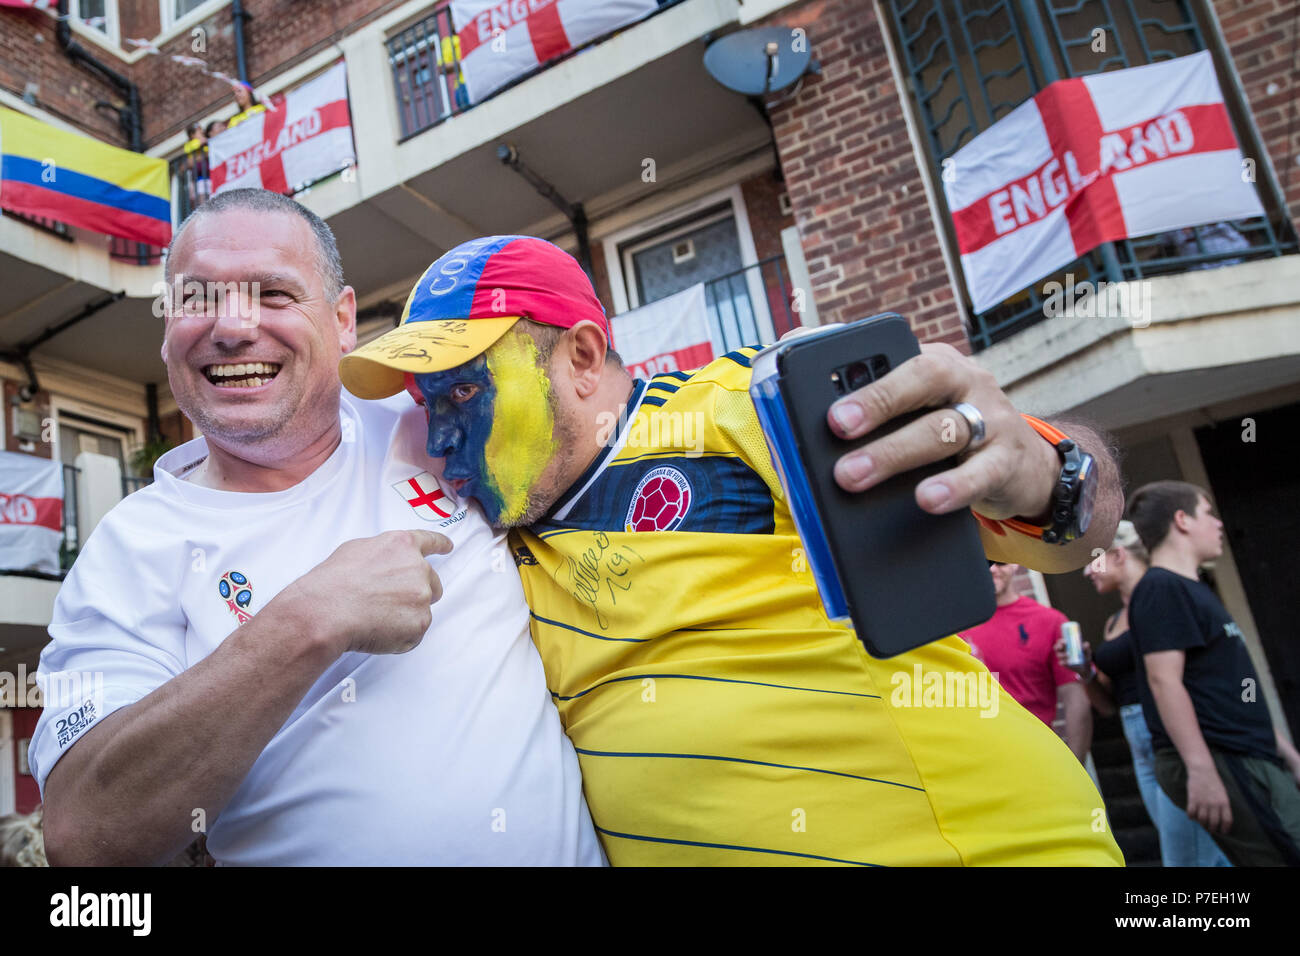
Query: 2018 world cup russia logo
xmin=625 ymin=466 xmax=692 ymax=532
xmin=218 ymin=570 xmax=254 ymax=625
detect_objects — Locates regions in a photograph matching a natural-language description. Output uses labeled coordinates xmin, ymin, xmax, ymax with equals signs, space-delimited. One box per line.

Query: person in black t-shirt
xmin=1127 ymin=480 xmax=1300 ymax=866
xmin=1057 ymin=520 xmax=1230 ymax=866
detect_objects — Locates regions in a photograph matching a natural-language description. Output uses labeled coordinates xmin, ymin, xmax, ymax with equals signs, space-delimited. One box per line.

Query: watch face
xmin=1076 ymin=455 xmax=1098 ymax=535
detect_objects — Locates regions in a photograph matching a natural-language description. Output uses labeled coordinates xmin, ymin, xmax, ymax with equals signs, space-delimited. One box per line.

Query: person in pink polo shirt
xmin=963 ymin=561 xmax=1092 ymax=763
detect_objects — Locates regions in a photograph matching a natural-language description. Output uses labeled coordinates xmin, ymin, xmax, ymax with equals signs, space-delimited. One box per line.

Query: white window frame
xmin=159 ymin=0 xmax=229 ymax=35
xmin=49 ymin=397 xmax=144 ymax=471
xmin=601 ymin=183 xmax=774 ymax=343
xmin=72 ymin=0 xmax=121 ymax=48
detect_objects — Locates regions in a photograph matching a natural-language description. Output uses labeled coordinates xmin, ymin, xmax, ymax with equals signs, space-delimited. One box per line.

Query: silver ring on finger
xmin=949 ymin=402 xmax=987 ymax=453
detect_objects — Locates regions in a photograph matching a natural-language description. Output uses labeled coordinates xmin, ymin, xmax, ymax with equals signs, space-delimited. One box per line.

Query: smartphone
xmin=749 ymin=313 xmax=994 ymax=657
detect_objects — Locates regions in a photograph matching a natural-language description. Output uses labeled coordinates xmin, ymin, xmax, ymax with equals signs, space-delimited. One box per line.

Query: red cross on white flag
xmin=944 ymin=51 xmax=1265 ymax=313
xmin=394 ymin=472 xmax=454 ymax=520
xmin=209 ymin=61 xmax=355 ymax=196
xmin=450 ymin=0 xmax=659 ymax=104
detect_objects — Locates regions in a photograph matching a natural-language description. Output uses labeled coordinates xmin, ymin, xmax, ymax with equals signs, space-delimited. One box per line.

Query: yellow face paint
xmin=483 ymin=329 xmax=559 ymax=524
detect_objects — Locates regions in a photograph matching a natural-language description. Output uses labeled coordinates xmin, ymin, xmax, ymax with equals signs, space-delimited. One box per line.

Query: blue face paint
xmin=416 ymin=329 xmax=561 ymax=526
xmin=415 ymin=357 xmax=505 ymax=523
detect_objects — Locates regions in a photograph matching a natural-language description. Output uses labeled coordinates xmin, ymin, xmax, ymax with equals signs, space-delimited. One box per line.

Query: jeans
xmin=1119 ymin=703 xmax=1232 ymax=867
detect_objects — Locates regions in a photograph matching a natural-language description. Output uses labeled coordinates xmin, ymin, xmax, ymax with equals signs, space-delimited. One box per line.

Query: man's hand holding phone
xmin=826 ymin=342 xmax=1061 ymax=524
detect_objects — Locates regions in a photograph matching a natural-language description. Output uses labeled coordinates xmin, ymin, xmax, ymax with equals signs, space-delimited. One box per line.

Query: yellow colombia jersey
xmin=512 ymin=348 xmax=1123 ymax=866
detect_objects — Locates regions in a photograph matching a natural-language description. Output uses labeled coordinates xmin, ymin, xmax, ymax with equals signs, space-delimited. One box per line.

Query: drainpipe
xmin=145 ymin=383 xmax=161 ymax=443
xmin=55 ymin=0 xmax=143 ymax=152
xmin=496 ymin=144 xmax=594 ymax=279
xmin=231 ymin=0 xmax=252 ymax=84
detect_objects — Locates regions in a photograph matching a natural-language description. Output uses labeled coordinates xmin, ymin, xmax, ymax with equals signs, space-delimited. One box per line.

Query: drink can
xmin=1061 ymin=621 xmax=1085 ymax=667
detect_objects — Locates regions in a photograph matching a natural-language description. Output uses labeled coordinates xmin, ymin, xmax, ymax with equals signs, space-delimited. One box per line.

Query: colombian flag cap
xmin=340 ymin=235 xmax=608 ymax=400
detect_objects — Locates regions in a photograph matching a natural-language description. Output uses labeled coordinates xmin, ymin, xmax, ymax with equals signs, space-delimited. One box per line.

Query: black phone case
xmin=775 ymin=313 xmax=995 ymax=657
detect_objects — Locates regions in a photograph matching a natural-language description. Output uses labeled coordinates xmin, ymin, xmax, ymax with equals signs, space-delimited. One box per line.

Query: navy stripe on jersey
xmin=645 ymin=381 xmax=680 ymax=394
xmin=613 ymin=450 xmax=739 ymax=466
xmin=529 ymin=611 xmax=650 ymax=643
xmin=642 ymin=396 xmax=667 ymax=407
xmin=720 ymin=348 xmax=758 ymax=369
xmin=549 ymin=672 xmax=882 ymax=702
xmin=592 ymin=825 xmax=882 ymax=866
xmin=573 ymin=748 xmax=924 ymax=792
xmin=659 ymin=370 xmax=694 ymax=382
xmin=532 ymin=454 xmax=774 ymax=536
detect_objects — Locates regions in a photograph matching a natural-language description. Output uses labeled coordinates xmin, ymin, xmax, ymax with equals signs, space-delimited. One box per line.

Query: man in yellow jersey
xmin=341 ymin=236 xmax=1125 ymax=866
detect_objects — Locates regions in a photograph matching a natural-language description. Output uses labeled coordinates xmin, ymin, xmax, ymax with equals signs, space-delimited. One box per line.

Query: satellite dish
xmin=703 ymin=27 xmax=814 ymax=96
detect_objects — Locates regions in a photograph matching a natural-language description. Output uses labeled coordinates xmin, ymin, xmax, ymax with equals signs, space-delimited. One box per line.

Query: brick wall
xmin=0 ymin=9 xmax=126 ymax=142
xmin=133 ymin=0 xmax=408 ymax=146
xmin=762 ymin=0 xmax=967 ymax=350
xmin=1215 ymin=0 xmax=1300 ymax=225
xmin=739 ymin=170 xmax=795 ymax=261
xmin=1 ymin=1 xmax=407 ymax=149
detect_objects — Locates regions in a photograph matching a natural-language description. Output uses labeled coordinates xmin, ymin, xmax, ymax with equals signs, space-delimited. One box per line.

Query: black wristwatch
xmin=1023 ymin=415 xmax=1098 ymax=545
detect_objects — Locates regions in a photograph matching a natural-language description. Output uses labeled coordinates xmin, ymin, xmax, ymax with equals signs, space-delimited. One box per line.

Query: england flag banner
xmin=210 ymin=61 xmax=355 ymax=195
xmin=0 ymin=450 xmax=63 ymax=574
xmin=450 ymin=0 xmax=658 ymax=104
xmin=945 ymin=51 xmax=1265 ymax=314
xmin=610 ymin=283 xmax=715 ymax=380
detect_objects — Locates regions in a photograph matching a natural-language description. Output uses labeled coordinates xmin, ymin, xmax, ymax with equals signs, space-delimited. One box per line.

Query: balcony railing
xmin=704 ymin=255 xmax=801 ymax=353
xmin=387 ymin=0 xmax=686 ymax=141
xmin=60 ymin=463 xmax=79 ymax=571
xmin=388 ymin=4 xmax=465 ymax=140
xmin=109 ymin=235 xmax=165 ymax=266
xmin=55 ymin=464 xmax=152 ymax=572
xmin=172 ymin=149 xmax=212 ymax=226
xmin=4 ymin=206 xmax=164 ymax=265
xmin=968 ymin=218 xmax=1299 ymax=351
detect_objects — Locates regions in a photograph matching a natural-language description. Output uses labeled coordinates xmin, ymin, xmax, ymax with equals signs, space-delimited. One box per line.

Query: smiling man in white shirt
xmin=31 ymin=189 xmax=602 ymax=866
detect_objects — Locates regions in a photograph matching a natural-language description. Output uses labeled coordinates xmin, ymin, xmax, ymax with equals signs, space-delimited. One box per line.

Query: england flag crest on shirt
xmin=393 ymin=472 xmax=453 ymax=520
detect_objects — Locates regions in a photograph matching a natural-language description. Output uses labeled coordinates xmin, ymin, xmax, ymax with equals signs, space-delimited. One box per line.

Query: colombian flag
xmin=0 ymin=108 xmax=171 ymax=246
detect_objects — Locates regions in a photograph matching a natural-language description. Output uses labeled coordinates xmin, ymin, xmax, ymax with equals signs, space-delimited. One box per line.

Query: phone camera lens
xmin=845 ymin=361 xmax=871 ymax=391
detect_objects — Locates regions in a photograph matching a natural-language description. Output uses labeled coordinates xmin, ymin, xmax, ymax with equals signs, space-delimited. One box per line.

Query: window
xmin=51 ymin=405 xmax=143 ymax=556
xmin=885 ymin=0 xmax=1298 ymax=349
xmin=602 ymin=185 xmax=794 ymax=354
xmin=160 ymin=0 xmax=227 ymax=33
xmin=387 ymin=7 xmax=463 ymax=139
xmin=71 ymin=0 xmax=119 ymax=45
xmin=617 ymin=205 xmax=776 ymax=353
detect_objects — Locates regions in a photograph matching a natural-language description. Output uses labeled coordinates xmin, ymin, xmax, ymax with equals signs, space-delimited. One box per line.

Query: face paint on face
xmin=415 ymin=327 xmax=560 ymax=527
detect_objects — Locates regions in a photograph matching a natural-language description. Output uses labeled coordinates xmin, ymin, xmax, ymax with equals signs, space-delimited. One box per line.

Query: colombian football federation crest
xmin=218 ymin=570 xmax=254 ymax=625
xmin=393 ymin=471 xmax=453 ymax=519
xmin=626 ymin=466 xmax=692 ymax=532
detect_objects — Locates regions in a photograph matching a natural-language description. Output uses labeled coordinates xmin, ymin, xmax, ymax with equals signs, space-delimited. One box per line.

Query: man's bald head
xmin=166 ymin=188 xmax=343 ymax=303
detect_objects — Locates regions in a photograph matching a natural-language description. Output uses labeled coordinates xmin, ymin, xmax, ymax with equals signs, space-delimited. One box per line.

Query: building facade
xmin=1 ymin=0 xmax=1297 ymax=846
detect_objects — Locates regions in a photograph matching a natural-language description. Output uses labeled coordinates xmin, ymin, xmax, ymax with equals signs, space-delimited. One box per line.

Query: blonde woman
xmin=1058 ymin=521 xmax=1230 ymax=867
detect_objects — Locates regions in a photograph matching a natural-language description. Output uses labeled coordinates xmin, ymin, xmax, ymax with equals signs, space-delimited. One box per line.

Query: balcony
xmin=969 ymin=219 xmax=1299 ymax=352
xmin=975 ymin=255 xmax=1300 ymax=436
xmin=386 ymin=0 xmax=688 ymax=142
xmin=1 ymin=451 xmax=148 ymax=666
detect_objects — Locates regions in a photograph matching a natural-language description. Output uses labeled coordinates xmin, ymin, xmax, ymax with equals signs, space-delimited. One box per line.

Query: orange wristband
xmin=971 ymin=414 xmax=1065 ymax=540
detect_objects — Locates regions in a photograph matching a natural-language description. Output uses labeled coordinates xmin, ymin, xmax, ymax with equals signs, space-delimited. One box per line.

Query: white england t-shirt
xmin=30 ymin=392 xmax=603 ymax=866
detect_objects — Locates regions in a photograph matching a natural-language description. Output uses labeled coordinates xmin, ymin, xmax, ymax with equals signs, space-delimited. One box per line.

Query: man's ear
xmin=566 ymin=321 xmax=609 ymax=399
xmin=336 ymin=285 xmax=358 ymax=354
